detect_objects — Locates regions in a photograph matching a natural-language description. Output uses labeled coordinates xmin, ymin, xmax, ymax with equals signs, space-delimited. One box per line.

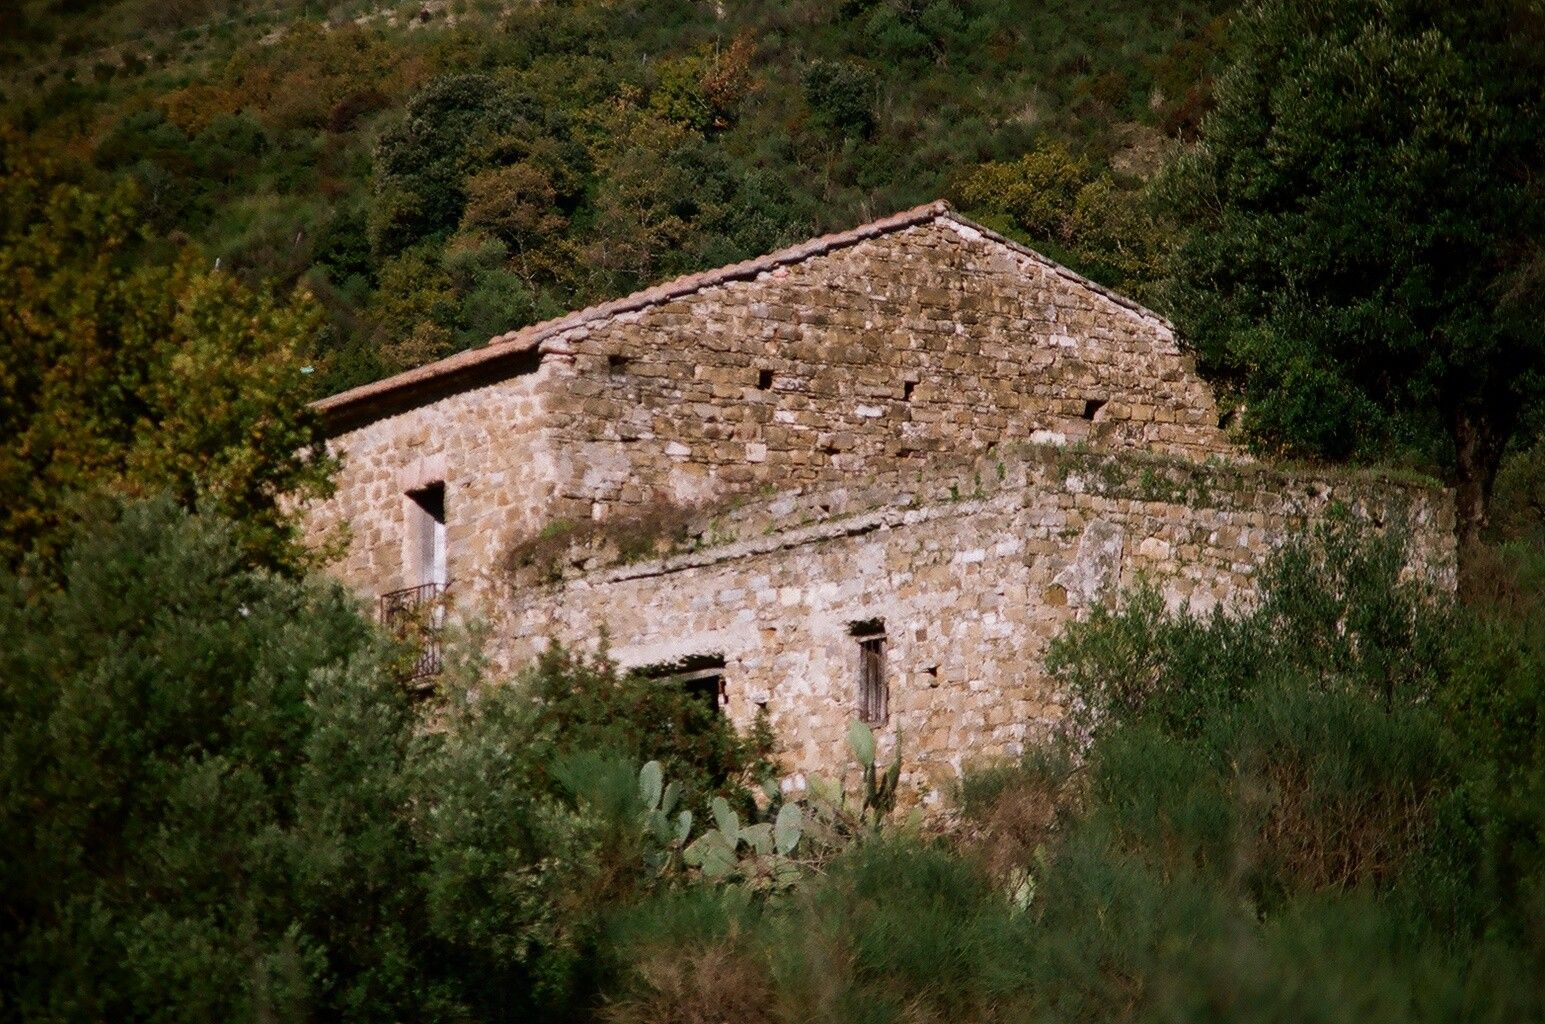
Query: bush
xmin=0 ymin=499 xmax=769 ymax=1022
xmin=1047 ymin=512 xmax=1449 ymax=739
xmin=520 ymin=644 xmax=778 ymax=814
xmin=908 ymin=522 xmax=1542 ymax=1023
xmin=603 ymin=838 xmax=1039 ymax=1024
xmin=802 ymin=59 xmax=877 ymax=139
xmin=0 ymin=499 xmax=419 ymax=1021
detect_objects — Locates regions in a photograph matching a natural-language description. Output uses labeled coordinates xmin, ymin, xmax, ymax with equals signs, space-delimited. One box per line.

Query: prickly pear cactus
xmin=638 ymin=760 xmax=692 ymax=871
xmin=682 ymin=792 xmax=806 ymax=887
xmin=640 ymin=727 xmax=901 ymax=890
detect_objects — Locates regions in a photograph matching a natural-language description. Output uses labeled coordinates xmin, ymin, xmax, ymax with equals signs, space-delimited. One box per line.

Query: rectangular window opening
xmin=757 ymin=368 xmax=775 ymax=390
xmin=903 ymin=380 xmax=916 ymax=401
xmin=608 ymin=353 xmax=631 ymax=375
xmin=384 ymin=481 xmax=447 ymax=683
xmin=407 ymin=482 xmax=447 ymax=589
xmin=637 ymin=654 xmax=728 ymax=715
xmin=850 ymin=620 xmax=888 ymax=725
xmin=1081 ymin=398 xmax=1107 ymax=421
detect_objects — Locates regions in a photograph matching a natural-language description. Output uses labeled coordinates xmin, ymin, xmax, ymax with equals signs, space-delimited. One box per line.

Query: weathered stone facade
xmin=301 ymin=202 xmax=1455 ymax=801
xmin=306 ymin=204 xmax=1233 ymax=602
xmin=491 ymin=446 xmax=1454 ymax=805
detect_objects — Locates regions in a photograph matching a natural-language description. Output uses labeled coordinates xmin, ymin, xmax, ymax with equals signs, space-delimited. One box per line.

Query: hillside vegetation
xmin=4 ymin=1 xmax=1545 ymax=1021
xmin=5 ymin=0 xmax=1230 ymax=394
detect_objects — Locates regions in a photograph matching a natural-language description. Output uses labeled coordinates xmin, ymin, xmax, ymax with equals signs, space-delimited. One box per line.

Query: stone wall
xmin=302 ymin=364 xmax=559 ymax=600
xmin=537 ymin=218 xmax=1235 ymax=524
xmin=302 ymin=209 xmax=1240 ymax=608
xmin=490 ymin=446 xmax=1454 ymax=806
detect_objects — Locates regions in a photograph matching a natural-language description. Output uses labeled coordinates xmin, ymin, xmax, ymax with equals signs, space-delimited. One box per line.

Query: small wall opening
xmin=1081 ymin=398 xmax=1107 ymax=421
xmin=903 ymin=380 xmax=917 ymax=401
xmin=849 ymin=619 xmax=888 ymax=725
xmin=608 ymin=353 xmax=631 ymax=375
xmin=757 ymin=368 xmax=775 ymax=390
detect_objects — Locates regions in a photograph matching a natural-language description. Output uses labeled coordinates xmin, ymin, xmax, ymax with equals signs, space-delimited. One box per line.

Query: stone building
xmin=303 ymin=201 xmax=1453 ymax=803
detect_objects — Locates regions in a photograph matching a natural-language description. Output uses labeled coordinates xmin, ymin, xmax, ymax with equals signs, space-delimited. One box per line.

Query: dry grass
xmin=602 ymin=941 xmax=777 ymax=1024
xmin=956 ymin=760 xmax=1081 ymax=882
xmin=972 ymin=780 xmax=1062 ymax=880
xmin=1253 ymin=757 xmax=1433 ymax=892
xmin=502 ymin=495 xmax=700 ymax=583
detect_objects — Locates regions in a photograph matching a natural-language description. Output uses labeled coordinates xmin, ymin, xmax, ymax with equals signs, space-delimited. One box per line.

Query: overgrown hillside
xmin=4 ymin=0 xmax=1232 ymax=395
xmin=5 ymin=3 xmax=1545 ymax=1021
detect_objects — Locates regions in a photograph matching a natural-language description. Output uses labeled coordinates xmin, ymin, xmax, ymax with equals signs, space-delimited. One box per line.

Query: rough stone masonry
xmin=303 ymin=201 xmax=1455 ymax=804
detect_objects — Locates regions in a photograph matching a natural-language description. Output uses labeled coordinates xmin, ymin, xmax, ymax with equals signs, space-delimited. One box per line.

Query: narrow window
xmin=383 ymin=482 xmax=447 ymax=682
xmin=757 ymin=368 xmax=775 ymax=390
xmin=407 ymin=482 xmax=447 ymax=589
xmin=903 ymin=380 xmax=917 ymax=401
xmin=851 ymin=621 xmax=888 ymax=725
xmin=637 ymin=655 xmax=728 ymax=715
xmin=1081 ymin=398 xmax=1107 ymax=420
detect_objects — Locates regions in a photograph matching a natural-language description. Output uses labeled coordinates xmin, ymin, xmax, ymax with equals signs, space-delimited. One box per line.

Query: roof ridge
xmin=313 ymin=199 xmax=1169 ymax=424
xmin=940 ymin=212 xmax=1171 ymax=328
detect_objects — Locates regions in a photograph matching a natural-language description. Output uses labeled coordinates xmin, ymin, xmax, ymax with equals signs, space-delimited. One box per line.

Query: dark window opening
xmin=757 ymin=368 xmax=775 ymax=390
xmin=1082 ymin=398 xmax=1107 ymax=421
xmin=1218 ymin=405 xmax=1241 ymax=430
xmin=903 ymin=380 xmax=917 ymax=401
xmin=608 ymin=353 xmax=631 ymax=374
xmin=637 ymin=654 xmax=728 ymax=715
xmin=850 ymin=621 xmax=888 ymax=725
xmin=680 ymin=669 xmax=727 ymax=713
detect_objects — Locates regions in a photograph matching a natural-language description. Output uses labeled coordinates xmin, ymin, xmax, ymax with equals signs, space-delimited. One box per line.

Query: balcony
xmin=379 ymin=582 xmax=447 ymax=682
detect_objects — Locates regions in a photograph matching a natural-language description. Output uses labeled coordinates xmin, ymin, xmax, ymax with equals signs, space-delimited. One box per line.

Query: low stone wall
xmin=488 ymin=446 xmax=1454 ymax=806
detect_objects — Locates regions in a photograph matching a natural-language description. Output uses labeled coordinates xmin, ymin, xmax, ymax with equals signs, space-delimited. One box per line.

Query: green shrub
xmin=520 ymin=644 xmax=778 ymax=813
xmin=0 ymin=500 xmax=711 ymax=1022
xmin=0 ymin=499 xmax=419 ymax=1021
xmin=1047 ymin=512 xmax=1448 ymax=738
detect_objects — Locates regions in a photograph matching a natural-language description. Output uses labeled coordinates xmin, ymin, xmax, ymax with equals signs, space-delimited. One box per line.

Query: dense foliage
xmin=0 ymin=501 xmax=770 ymax=1022
xmin=1160 ymin=0 xmax=1545 ymax=545
xmin=0 ymin=145 xmax=332 ymax=571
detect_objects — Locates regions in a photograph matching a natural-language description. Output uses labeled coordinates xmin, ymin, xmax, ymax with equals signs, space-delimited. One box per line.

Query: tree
xmin=0 ymin=145 xmax=332 ymax=571
xmin=0 ymin=500 xmax=649 ymax=1022
xmin=0 ymin=500 xmax=421 ymax=1021
xmin=1160 ymin=0 xmax=1545 ymax=555
xmin=953 ymin=145 xmax=1163 ymax=296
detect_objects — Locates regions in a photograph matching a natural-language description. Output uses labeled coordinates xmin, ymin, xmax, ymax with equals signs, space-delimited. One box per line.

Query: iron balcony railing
xmin=379 ymin=581 xmax=447 ymax=682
